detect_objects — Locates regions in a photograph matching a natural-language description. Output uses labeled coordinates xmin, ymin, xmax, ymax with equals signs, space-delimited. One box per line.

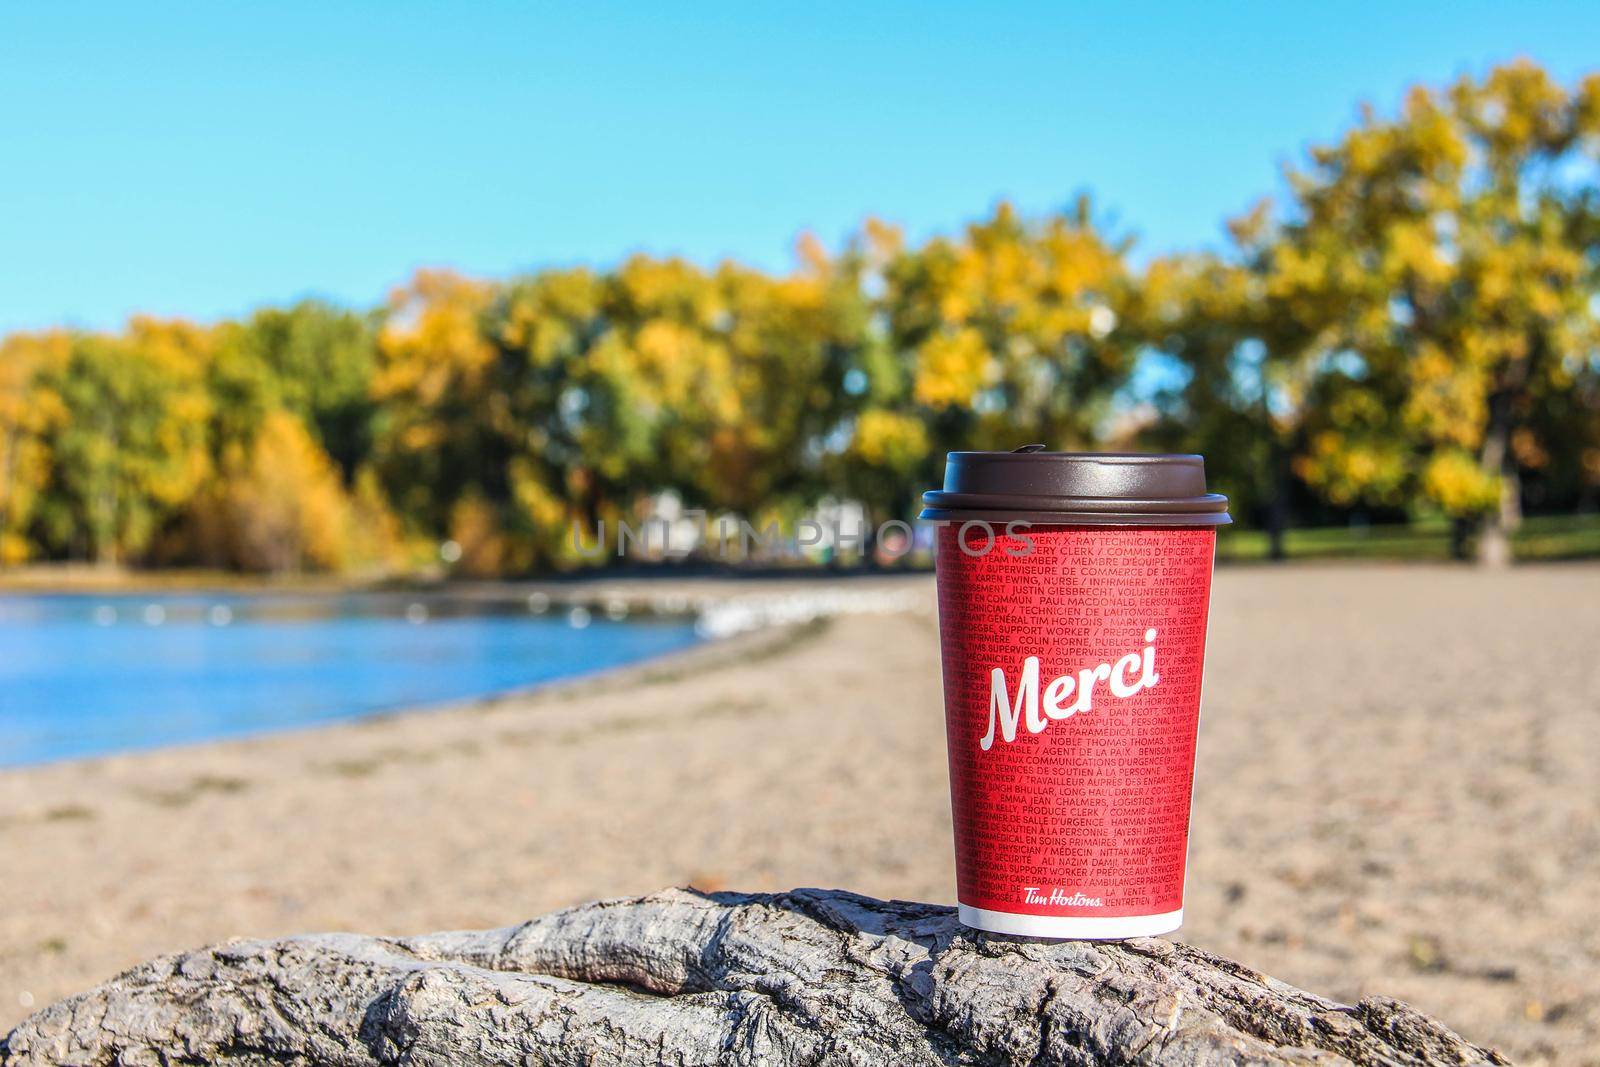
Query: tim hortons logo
xmin=981 ymin=629 xmax=1160 ymax=750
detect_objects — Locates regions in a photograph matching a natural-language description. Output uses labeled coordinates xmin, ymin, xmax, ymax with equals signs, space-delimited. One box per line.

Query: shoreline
xmin=0 ymin=615 xmax=828 ymax=785
xmin=0 ymin=574 xmax=928 ymax=774
xmin=0 ymin=562 xmax=940 ymax=597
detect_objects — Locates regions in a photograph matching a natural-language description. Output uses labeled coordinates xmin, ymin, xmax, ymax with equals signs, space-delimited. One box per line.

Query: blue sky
xmin=2 ymin=2 xmax=1597 ymax=333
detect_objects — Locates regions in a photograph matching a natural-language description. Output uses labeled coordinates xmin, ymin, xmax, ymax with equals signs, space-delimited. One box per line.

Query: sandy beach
xmin=2 ymin=565 xmax=1597 ymax=1064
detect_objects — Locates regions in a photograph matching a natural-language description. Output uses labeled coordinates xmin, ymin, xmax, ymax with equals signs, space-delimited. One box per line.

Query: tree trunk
xmin=91 ymin=413 xmax=121 ymax=568
xmin=1 ymin=888 xmax=1506 ymax=1067
xmin=1476 ymin=390 xmax=1519 ymax=569
xmin=1476 ymin=469 xmax=1520 ymax=569
xmin=1450 ymin=516 xmax=1472 ymax=561
xmin=1265 ymin=435 xmax=1291 ymax=561
xmin=0 ymin=426 xmax=18 ymax=565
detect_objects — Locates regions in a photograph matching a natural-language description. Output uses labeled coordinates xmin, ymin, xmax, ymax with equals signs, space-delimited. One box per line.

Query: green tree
xmin=35 ymin=320 xmax=213 ymax=564
xmin=211 ymin=300 xmax=379 ymax=476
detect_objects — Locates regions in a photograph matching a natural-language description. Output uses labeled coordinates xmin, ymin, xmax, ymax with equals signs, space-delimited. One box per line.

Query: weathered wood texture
xmin=2 ymin=888 xmax=1505 ymax=1066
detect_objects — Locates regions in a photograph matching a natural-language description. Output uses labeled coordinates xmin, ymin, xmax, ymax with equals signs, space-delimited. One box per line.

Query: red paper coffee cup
xmin=922 ymin=447 xmax=1229 ymax=938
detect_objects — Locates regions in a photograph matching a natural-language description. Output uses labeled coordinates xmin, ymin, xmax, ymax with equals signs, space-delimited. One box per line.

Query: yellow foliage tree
xmin=1268 ymin=62 xmax=1600 ymax=563
xmin=34 ymin=320 xmax=213 ymax=565
xmin=882 ymin=199 xmax=1139 ymax=454
xmin=221 ymin=411 xmax=355 ymax=573
xmin=0 ymin=331 xmax=69 ymax=564
xmin=372 ymin=270 xmax=503 ymax=538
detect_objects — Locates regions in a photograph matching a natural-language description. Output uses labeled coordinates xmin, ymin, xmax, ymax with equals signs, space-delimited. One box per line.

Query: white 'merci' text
xmin=981 ymin=629 xmax=1160 ymax=750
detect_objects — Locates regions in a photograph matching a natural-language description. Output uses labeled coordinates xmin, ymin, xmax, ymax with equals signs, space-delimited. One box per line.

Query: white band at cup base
xmin=958 ymin=903 xmax=1183 ymax=940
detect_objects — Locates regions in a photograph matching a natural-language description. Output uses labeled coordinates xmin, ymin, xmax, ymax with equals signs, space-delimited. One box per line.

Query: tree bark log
xmin=2 ymin=888 xmax=1506 ymax=1066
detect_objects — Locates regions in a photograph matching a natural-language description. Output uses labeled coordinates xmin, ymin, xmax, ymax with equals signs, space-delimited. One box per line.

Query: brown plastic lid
xmin=920 ymin=445 xmax=1230 ymax=526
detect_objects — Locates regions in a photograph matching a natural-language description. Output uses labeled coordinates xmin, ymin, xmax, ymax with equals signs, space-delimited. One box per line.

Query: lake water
xmin=0 ymin=593 xmax=703 ymax=767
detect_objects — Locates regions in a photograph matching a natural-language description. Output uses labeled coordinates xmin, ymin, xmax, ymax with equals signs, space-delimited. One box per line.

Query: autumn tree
xmin=371 ymin=270 xmax=508 ymax=553
xmin=1135 ymin=254 xmax=1288 ymax=550
xmin=1267 ymin=62 xmax=1600 ymax=564
xmin=212 ymin=301 xmax=379 ymax=476
xmin=484 ymin=266 xmax=609 ymax=568
xmin=802 ymin=220 xmax=926 ymax=547
xmin=0 ymin=331 xmax=68 ymax=564
xmin=0 ymin=334 xmax=68 ymax=566
xmin=690 ymin=245 xmax=862 ymax=518
xmin=33 ymin=320 xmax=213 ymax=565
xmin=840 ymin=200 xmax=1141 ymax=532
xmin=219 ymin=410 xmax=357 ymax=572
xmin=890 ymin=200 xmax=1137 ymax=442
xmin=488 ymin=248 xmax=864 ymax=568
xmin=576 ymin=255 xmax=729 ymax=530
xmin=1135 ymin=196 xmax=1350 ymax=560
